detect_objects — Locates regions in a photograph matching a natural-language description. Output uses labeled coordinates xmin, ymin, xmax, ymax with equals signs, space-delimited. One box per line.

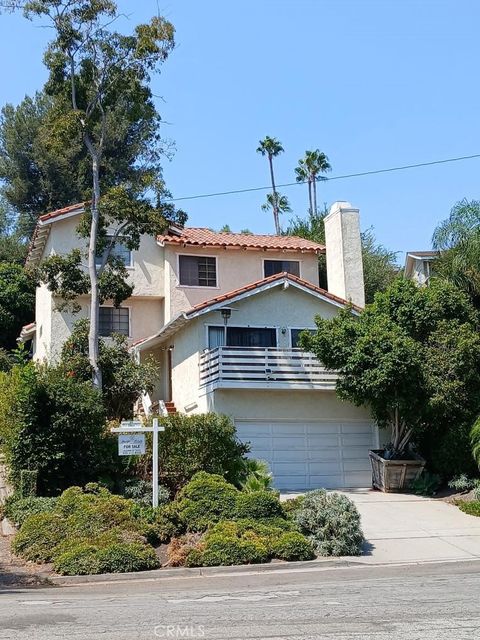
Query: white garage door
xmin=236 ymin=420 xmax=376 ymax=490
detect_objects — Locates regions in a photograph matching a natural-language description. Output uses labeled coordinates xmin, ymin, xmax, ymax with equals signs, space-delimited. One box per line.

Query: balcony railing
xmin=199 ymin=346 xmax=338 ymax=390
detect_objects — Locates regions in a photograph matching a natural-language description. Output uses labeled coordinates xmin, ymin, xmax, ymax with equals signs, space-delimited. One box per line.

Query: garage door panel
xmin=309 ymin=475 xmax=343 ymax=489
xmin=306 ymin=435 xmax=341 ymax=448
xmin=341 ymin=422 xmax=373 ymax=434
xmin=343 ymin=459 xmax=371 ymax=472
xmin=306 ymin=422 xmax=340 ymax=435
xmin=342 ymin=433 xmax=373 ymax=446
xmin=236 ymin=419 xmax=375 ymax=490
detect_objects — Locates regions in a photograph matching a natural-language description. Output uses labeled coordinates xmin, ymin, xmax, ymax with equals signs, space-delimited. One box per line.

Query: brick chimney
xmin=324 ymin=201 xmax=365 ymax=308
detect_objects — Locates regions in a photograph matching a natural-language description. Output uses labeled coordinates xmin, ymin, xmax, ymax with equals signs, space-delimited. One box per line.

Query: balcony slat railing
xmin=199 ymin=346 xmax=338 ymax=388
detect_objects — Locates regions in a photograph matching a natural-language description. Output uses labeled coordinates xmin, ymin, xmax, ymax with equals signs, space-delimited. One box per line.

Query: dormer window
xmin=179 ymin=255 xmax=217 ymax=287
xmin=264 ymin=260 xmax=300 ymax=278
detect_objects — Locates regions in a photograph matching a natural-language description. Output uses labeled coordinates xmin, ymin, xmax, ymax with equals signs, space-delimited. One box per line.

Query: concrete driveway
xmin=284 ymin=489 xmax=480 ymax=565
xmin=344 ymin=489 xmax=480 ymax=564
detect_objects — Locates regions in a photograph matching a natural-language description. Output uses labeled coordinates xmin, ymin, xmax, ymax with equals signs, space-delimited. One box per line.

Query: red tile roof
xmin=187 ymin=271 xmax=361 ymax=315
xmin=158 ymin=227 xmax=325 ymax=253
xmin=39 ymin=202 xmax=87 ymax=222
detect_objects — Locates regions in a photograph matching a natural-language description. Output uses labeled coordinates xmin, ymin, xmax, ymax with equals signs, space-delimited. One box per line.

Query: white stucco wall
xmin=33 ymin=284 xmax=53 ymax=362
xmin=163 ymin=245 xmax=320 ymax=322
xmin=165 ymin=284 xmax=348 ymax=411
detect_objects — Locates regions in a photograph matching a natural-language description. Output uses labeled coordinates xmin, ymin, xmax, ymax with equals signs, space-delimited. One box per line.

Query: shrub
xmin=3 ymin=495 xmax=57 ymax=527
xmin=53 ymin=544 xmax=101 ymax=576
xmin=20 ymin=469 xmax=37 ymax=498
xmin=271 ymin=532 xmax=315 ymax=561
xmin=457 ymin=501 xmax=480 ymax=517
xmin=448 ymin=474 xmax=479 ymax=492
xmin=174 ymin=472 xmax=239 ymax=531
xmin=152 ymin=413 xmax=248 ymax=493
xmin=185 ymin=526 xmax=269 ymax=567
xmin=234 ymin=491 xmax=284 ymax=520
xmin=295 ymin=489 xmax=364 ymax=556
xmin=239 ymin=459 xmax=274 ymax=492
xmin=53 ymin=541 xmax=159 ymax=575
xmin=410 ymin=471 xmax=441 ymax=496
xmin=282 ymin=495 xmax=305 ymax=517
xmin=167 ymin=533 xmax=202 ymax=567
xmin=122 ymin=479 xmax=170 ymax=506
xmin=1 ymin=363 xmax=108 ymax=495
xmin=96 ymin=543 xmax=160 ymax=574
xmin=12 ymin=512 xmax=67 ymax=562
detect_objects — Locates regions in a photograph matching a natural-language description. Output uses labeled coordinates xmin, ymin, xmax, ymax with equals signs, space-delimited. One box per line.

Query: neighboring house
xmin=404 ymin=250 xmax=438 ymax=285
xmin=21 ymin=200 xmax=381 ymax=490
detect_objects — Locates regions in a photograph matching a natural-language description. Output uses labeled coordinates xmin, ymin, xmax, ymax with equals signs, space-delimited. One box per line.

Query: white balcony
xmin=199 ymin=346 xmax=338 ymax=391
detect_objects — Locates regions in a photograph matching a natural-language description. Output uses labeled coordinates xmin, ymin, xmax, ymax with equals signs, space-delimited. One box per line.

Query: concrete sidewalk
xmin=342 ymin=489 xmax=480 ymax=564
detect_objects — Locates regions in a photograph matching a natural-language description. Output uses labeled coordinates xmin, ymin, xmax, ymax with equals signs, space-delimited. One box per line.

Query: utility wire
xmin=169 ymin=153 xmax=480 ymax=202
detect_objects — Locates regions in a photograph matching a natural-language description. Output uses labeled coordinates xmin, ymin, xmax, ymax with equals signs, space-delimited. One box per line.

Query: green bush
xmin=239 ymin=459 xmax=274 ymax=492
xmin=20 ymin=469 xmax=38 ymax=498
xmin=295 ymin=489 xmax=364 ymax=556
xmin=234 ymin=491 xmax=284 ymax=520
xmin=457 ymin=501 xmax=480 ymax=517
xmin=154 ymin=413 xmax=249 ymax=493
xmin=174 ymin=472 xmax=239 ymax=531
xmin=53 ymin=541 xmax=159 ymax=575
xmin=1 ymin=363 xmax=108 ymax=495
xmin=12 ymin=512 xmax=67 ymax=562
xmin=3 ymin=495 xmax=57 ymax=527
xmin=410 ymin=471 xmax=441 ymax=496
xmin=282 ymin=495 xmax=305 ymax=517
xmin=53 ymin=544 xmax=101 ymax=576
xmin=122 ymin=479 xmax=170 ymax=506
xmin=271 ymin=532 xmax=315 ymax=561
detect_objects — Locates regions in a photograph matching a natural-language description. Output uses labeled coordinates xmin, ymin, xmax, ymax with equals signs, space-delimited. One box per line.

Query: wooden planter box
xmin=369 ymin=449 xmax=426 ymax=493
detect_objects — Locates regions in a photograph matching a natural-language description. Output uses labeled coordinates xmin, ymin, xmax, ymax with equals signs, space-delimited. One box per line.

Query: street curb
xmin=48 ymin=556 xmax=353 ymax=586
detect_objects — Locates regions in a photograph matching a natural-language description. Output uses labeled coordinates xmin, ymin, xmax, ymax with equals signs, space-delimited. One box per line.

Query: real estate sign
xmin=118 ymin=434 xmax=146 ymax=456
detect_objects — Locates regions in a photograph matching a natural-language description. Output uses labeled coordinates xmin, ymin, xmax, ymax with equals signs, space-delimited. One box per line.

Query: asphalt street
xmin=1 ymin=560 xmax=480 ymax=639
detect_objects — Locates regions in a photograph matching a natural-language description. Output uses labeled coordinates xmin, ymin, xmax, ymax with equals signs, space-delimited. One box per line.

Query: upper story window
xmin=96 ymin=237 xmax=132 ymax=269
xmin=179 ymin=255 xmax=217 ymax=287
xmin=290 ymin=328 xmax=314 ymax=348
xmin=99 ymin=306 xmax=130 ymax=337
xmin=264 ymin=259 xmax=300 ymax=278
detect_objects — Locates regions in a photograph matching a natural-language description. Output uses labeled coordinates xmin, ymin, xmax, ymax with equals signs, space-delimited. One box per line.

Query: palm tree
xmin=257 ymin=136 xmax=284 ymax=234
xmin=295 ymin=149 xmax=331 ymax=215
xmin=432 ymin=199 xmax=480 ymax=303
xmin=261 ymin=192 xmax=291 ymax=225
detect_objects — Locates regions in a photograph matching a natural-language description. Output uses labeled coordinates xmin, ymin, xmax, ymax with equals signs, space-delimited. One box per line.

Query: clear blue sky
xmin=1 ymin=0 xmax=479 ymax=261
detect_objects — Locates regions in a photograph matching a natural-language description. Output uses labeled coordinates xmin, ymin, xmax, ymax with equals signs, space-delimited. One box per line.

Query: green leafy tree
xmin=301 ymin=279 xmax=480 ymax=472
xmin=286 ymin=210 xmax=399 ymax=301
xmin=295 ymin=149 xmax=331 ymax=215
xmin=432 ymin=199 xmax=480 ymax=306
xmin=0 ymin=199 xmax=27 ymax=263
xmin=256 ymin=136 xmax=285 ymax=234
xmin=5 ymin=0 xmax=186 ymax=388
xmin=60 ymin=320 xmax=159 ymax=420
xmin=0 ymin=262 xmax=35 ymax=350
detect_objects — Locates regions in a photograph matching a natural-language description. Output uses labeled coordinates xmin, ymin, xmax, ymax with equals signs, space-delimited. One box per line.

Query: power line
xmin=169 ymin=153 xmax=480 ymax=203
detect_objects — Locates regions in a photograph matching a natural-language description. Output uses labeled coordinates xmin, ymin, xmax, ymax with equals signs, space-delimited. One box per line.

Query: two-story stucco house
xmin=21 ymin=200 xmax=381 ymax=491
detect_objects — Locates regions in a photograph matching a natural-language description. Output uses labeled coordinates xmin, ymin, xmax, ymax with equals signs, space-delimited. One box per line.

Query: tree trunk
xmin=312 ymin=175 xmax=318 ymax=216
xmin=307 ymin=179 xmax=313 ymax=216
xmin=88 ymin=153 xmax=102 ymax=389
xmin=268 ymin=155 xmax=280 ymax=235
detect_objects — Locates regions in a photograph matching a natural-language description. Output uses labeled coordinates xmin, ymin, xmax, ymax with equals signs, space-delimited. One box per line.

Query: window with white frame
xmin=264 ymin=259 xmax=300 ymax=278
xmin=290 ymin=328 xmax=314 ymax=348
xmin=95 ymin=237 xmax=132 ymax=268
xmin=179 ymin=255 xmax=217 ymax=287
xmin=99 ymin=307 xmax=130 ymax=337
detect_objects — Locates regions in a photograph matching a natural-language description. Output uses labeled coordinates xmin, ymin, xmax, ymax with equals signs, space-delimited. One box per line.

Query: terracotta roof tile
xmin=39 ymin=202 xmax=87 ymax=222
xmin=187 ymin=271 xmax=361 ymax=315
xmin=158 ymin=227 xmax=324 ymax=253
